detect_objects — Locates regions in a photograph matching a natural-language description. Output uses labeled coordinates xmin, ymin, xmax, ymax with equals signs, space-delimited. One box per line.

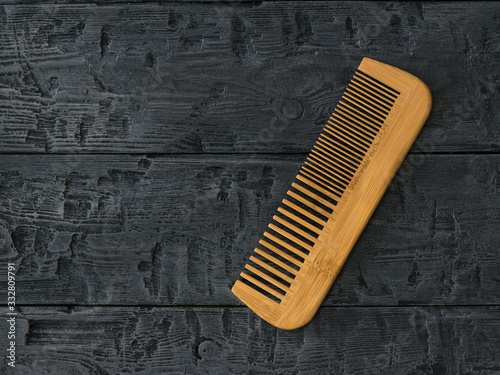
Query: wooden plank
xmin=0 ymin=3 xmax=499 ymax=153
xmin=0 ymin=306 xmax=498 ymax=374
xmin=0 ymin=154 xmax=498 ymax=306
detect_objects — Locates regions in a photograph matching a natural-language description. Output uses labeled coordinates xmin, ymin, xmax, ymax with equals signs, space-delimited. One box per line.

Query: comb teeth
xmin=237 ymin=68 xmax=399 ymax=304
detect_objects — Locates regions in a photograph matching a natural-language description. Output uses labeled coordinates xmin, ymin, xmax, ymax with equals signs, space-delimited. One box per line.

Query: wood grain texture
xmin=0 ymin=2 xmax=499 ymax=153
xmin=0 ymin=306 xmax=499 ymax=374
xmin=0 ymin=154 xmax=498 ymax=306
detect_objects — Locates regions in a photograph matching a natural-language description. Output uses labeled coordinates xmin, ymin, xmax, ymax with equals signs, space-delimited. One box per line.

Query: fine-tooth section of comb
xmin=232 ymin=58 xmax=432 ymax=330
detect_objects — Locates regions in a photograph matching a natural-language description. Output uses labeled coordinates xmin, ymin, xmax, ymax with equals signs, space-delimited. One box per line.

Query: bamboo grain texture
xmin=232 ymin=58 xmax=432 ymax=329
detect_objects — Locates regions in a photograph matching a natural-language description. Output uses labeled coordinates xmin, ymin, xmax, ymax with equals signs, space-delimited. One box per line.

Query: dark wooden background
xmin=0 ymin=1 xmax=499 ymax=374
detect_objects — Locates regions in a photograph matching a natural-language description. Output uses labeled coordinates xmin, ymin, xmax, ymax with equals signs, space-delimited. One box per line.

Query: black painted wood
xmin=0 ymin=306 xmax=499 ymax=374
xmin=0 ymin=3 xmax=498 ymax=153
xmin=0 ymin=2 xmax=499 ymax=374
xmin=0 ymin=154 xmax=499 ymax=307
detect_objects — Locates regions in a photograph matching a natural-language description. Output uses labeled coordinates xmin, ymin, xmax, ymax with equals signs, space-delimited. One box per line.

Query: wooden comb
xmin=231 ymin=57 xmax=432 ymax=330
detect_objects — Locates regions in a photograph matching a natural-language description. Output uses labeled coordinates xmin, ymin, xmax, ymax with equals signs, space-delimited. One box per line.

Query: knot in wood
xmin=281 ymin=99 xmax=304 ymax=120
xmin=197 ymin=340 xmax=218 ymax=360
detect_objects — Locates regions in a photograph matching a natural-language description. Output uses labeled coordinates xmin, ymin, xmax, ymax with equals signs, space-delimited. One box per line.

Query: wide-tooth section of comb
xmin=232 ymin=58 xmax=432 ymax=329
xmin=235 ymin=69 xmax=397 ymax=305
